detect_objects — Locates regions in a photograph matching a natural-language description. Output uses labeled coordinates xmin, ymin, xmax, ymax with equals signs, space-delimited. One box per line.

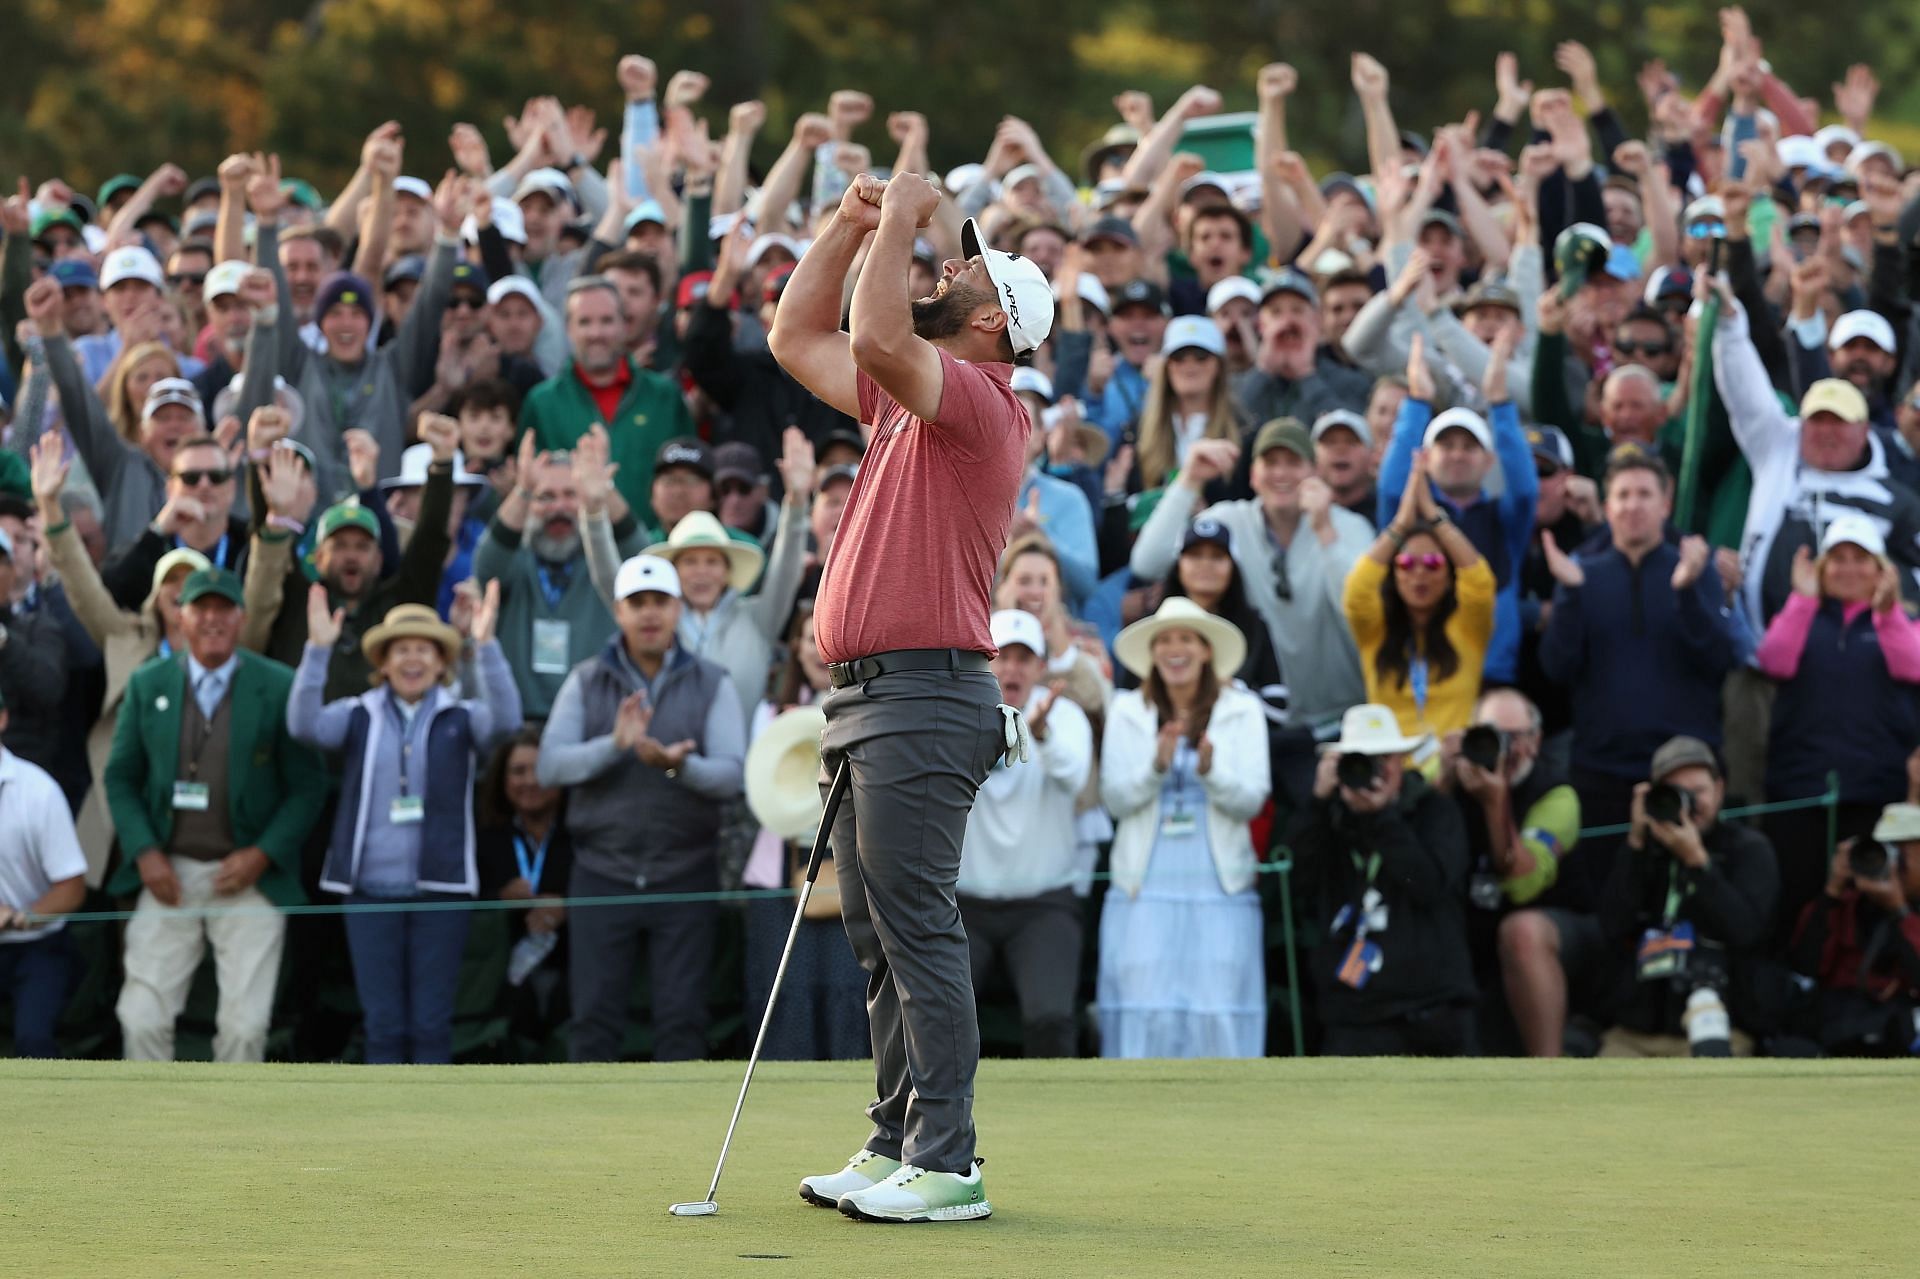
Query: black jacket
xmin=682 ymin=300 xmax=855 ymax=495
xmin=101 ymin=515 xmax=250 ymax=612
xmin=0 ymin=598 xmax=71 ymax=781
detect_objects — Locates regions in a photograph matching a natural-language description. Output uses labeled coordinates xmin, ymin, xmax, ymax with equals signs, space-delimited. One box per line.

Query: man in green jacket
xmin=519 ymin=276 xmax=690 ymax=528
xmin=106 ymin=568 xmax=327 ymax=1062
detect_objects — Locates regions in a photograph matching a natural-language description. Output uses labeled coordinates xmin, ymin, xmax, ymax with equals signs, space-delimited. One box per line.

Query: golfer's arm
xmin=848 ymin=207 xmax=943 ymax=423
xmin=768 ymin=219 xmax=865 ymax=419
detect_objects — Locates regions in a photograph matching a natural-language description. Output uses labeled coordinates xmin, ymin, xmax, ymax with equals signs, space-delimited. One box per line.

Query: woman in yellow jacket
xmin=1343 ymin=448 xmax=1496 ymax=762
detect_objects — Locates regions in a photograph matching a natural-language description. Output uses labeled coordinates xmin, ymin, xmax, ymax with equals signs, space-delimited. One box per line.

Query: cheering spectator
xmin=288 ymin=584 xmax=520 ymax=1064
xmin=958 ymin=610 xmax=1095 ymax=1057
xmin=1595 ymin=737 xmax=1778 ymax=1058
xmin=1118 ymin=517 xmax=1281 ymax=700
xmin=0 ymin=513 xmax=70 ymax=782
xmin=1004 ymin=373 xmax=1101 ymax=605
xmin=1130 ymin=316 xmax=1247 ymax=495
xmin=536 ymin=554 xmax=745 ymax=1062
xmin=105 ymin=568 xmax=326 ymax=1062
xmin=1099 ymin=599 xmax=1270 ymax=1058
xmin=1290 ymin=703 xmax=1475 ymax=1055
xmin=1788 ymin=803 xmax=1920 ymax=1056
xmin=476 ymin=726 xmax=575 ymax=1052
xmin=1309 ymin=409 xmax=1378 ymax=526
xmin=101 ymin=341 xmax=186 ymax=446
xmin=1079 ymin=278 xmax=1168 ymax=444
xmin=1516 ymin=425 xmax=1598 ymax=738
xmin=1753 ymin=514 xmax=1920 ymax=936
xmin=1345 ymin=448 xmax=1496 ymax=750
xmin=1232 ymin=270 xmax=1372 ymax=428
xmin=0 ymin=685 xmax=88 ymax=1058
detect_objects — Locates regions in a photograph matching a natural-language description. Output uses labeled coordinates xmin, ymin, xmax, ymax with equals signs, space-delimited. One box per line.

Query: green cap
xmin=98 ymin=174 xmax=143 ymax=207
xmin=1554 ymin=222 xmax=1611 ymax=299
xmin=1251 ymin=417 xmax=1314 ymax=462
xmin=30 ymin=208 xmax=85 ymax=242
xmin=281 ymin=179 xmax=324 ymax=211
xmin=316 ymin=497 xmax=380 ymax=544
xmin=177 ymin=567 xmax=244 ymax=608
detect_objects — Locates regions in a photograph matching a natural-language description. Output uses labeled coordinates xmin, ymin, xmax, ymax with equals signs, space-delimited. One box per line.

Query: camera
xmin=1337 ymin=752 xmax=1380 ymax=791
xmin=1460 ymin=724 xmax=1508 ymax=772
xmin=1851 ymin=840 xmax=1899 ymax=880
xmin=1645 ymin=782 xmax=1694 ymax=826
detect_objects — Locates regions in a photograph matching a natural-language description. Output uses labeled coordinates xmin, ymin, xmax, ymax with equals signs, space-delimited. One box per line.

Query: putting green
xmin=8 ymin=1058 xmax=1915 ymax=1276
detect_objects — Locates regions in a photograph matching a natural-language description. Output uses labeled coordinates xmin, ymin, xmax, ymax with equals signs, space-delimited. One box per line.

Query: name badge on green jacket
xmin=172 ymin=781 xmax=211 ymax=812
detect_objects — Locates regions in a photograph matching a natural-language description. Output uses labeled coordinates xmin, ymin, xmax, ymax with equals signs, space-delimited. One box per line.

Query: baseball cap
xmin=1872 ymin=803 xmax=1920 ymax=843
xmin=380 ymin=443 xmax=485 ymax=491
xmin=1830 ymin=310 xmax=1897 ymax=354
xmin=1423 ymin=407 xmax=1493 ymax=451
xmin=1775 ymin=135 xmax=1821 ymax=171
xmin=1080 ymin=215 xmax=1139 ymax=249
xmin=1650 ymin=735 xmax=1719 ymax=782
xmin=1683 ymin=195 xmax=1727 ymax=225
xmin=142 ymin=378 xmax=204 ymax=423
xmin=383 ymin=255 xmax=426 ymax=289
xmin=317 ymin=498 xmax=382 ymax=544
xmin=392 ymin=176 xmax=433 ymax=203
xmin=1820 ymin=511 xmax=1887 ymax=558
xmin=1815 ymin=124 xmax=1862 ymax=157
xmin=512 ymin=167 xmax=577 ymax=208
xmin=50 ymin=260 xmax=99 ymax=292
xmin=150 ymin=547 xmax=211 ymax=598
xmin=1181 ymin=516 xmax=1234 ymax=556
xmin=1311 ymin=408 xmax=1372 ymax=448
xmin=1162 ymin=314 xmax=1226 ymax=359
xmin=1258 ymin=267 xmax=1318 ymax=309
xmin=30 ymin=209 xmax=85 ymax=243
xmin=98 ymin=173 xmax=143 ymax=207
xmin=204 ymin=259 xmax=250 ymax=302
xmin=177 ymin=567 xmax=245 ymax=608
xmin=712 ymin=442 xmax=766 ymax=487
xmin=1458 ymin=279 xmax=1522 ymax=316
xmin=1066 ymin=274 xmax=1112 ymax=317
xmin=1251 ymin=417 xmax=1313 ymax=462
xmin=183 ymin=176 xmax=223 ymax=208
xmin=744 ymin=234 xmax=803 ymax=270
xmin=654 ymin=436 xmax=715 ymax=480
xmin=820 ymin=463 xmax=860 ymax=490
xmin=1112 ymin=278 xmax=1169 ymax=316
xmin=1554 ymin=222 xmax=1614 ymax=295
xmin=1320 ymin=172 xmax=1373 ymax=211
xmin=1643 ymin=265 xmax=1694 ymax=307
xmin=1799 ymin=378 xmax=1870 ymax=425
xmin=1177 ymin=171 xmax=1231 ymax=202
xmin=614 ymin=553 xmax=681 ymax=601
xmin=462 ymin=198 xmax=527 ymax=246
xmin=449 ymin=261 xmax=490 ymax=294
xmin=1206 ymin=276 xmax=1263 ymax=315
xmin=989 ymin=608 xmax=1047 ymax=658
xmin=1527 ymin=425 xmax=1576 ymax=472
xmin=100 ymin=246 xmax=165 ymax=291
xmin=1010 ymin=367 xmax=1056 ymax=403
xmin=960 ymin=217 xmax=1054 ymax=356
xmin=1004 ymin=162 xmax=1046 ymax=192
xmin=1418 ymin=209 xmax=1464 ymax=239
xmin=819 ymin=427 xmax=866 ymax=459
xmin=1846 ymin=141 xmax=1905 ymax=175
xmin=281 ymin=179 xmax=324 ymax=212
xmin=487 ymin=276 xmax=542 ymax=309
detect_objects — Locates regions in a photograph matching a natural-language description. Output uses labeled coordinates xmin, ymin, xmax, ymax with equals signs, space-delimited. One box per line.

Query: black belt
xmin=828 ymin=648 xmax=992 ymax=689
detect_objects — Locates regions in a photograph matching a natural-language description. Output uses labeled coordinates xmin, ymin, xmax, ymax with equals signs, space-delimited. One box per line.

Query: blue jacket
xmin=1378 ymin=398 xmax=1537 ymax=684
xmin=1085 ymin=359 xmax=1151 ymax=445
xmin=1539 ymin=539 xmax=1736 ymax=780
xmin=1018 ymin=469 xmax=1098 ymax=605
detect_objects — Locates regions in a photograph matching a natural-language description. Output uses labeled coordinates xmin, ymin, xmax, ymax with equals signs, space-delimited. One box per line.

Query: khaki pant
xmin=117 ymin=856 xmax=285 ymax=1062
xmin=1599 ymin=1025 xmax=1755 ymax=1058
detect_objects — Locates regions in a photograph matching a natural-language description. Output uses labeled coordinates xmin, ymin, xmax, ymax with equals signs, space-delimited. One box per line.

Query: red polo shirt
xmin=574 ymin=356 xmax=633 ymax=425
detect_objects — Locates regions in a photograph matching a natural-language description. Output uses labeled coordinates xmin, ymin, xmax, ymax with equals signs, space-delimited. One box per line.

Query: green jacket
xmin=520 ymin=356 xmax=690 ymax=530
xmin=0 ymin=449 xmax=26 ymax=500
xmin=104 ymin=650 xmax=328 ymax=906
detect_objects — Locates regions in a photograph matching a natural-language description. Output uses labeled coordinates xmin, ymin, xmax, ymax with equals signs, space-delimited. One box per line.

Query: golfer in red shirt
xmin=770 ymin=171 xmax=1053 ymax=1222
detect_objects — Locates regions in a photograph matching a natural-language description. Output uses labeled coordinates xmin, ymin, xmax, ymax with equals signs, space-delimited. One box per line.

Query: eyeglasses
xmin=173 ymin=468 xmax=233 ymax=488
xmin=1394 ymin=552 xmax=1447 ymax=571
xmin=446 ymin=295 xmax=485 ymax=311
xmin=1614 ymin=338 xmax=1670 ymax=357
xmin=717 ymin=480 xmax=757 ymax=498
xmin=1685 ymin=221 xmax=1725 ymax=240
xmin=168 ymin=272 xmax=207 ymax=287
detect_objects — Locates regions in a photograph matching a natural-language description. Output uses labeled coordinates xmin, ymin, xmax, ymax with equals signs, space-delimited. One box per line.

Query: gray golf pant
xmin=820 ymin=667 xmax=1002 ymax=1174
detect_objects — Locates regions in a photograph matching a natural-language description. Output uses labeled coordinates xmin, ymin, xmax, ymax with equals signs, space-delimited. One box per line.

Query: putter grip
xmin=801 ymin=758 xmax=853 ymax=886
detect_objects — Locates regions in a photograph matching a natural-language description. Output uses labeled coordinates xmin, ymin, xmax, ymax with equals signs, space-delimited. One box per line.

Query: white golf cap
xmin=512 ymin=167 xmax=577 ymax=207
xmin=101 ymin=245 xmax=165 ymax=291
xmin=960 ymin=218 xmax=1054 ymax=356
xmin=1009 ymin=367 xmax=1055 ymax=402
xmin=462 ymin=198 xmax=527 ymax=246
xmin=1312 ymin=408 xmax=1373 ymax=447
xmin=1178 ymin=170 xmax=1230 ymax=200
xmin=944 ymin=163 xmax=988 ymax=194
xmin=486 ymin=276 xmax=543 ymax=309
xmin=1830 ymin=310 xmax=1897 ymax=354
xmin=1004 ymin=162 xmax=1045 ymax=191
xmin=1847 ymin=141 xmax=1904 ymax=175
xmin=142 ymin=377 xmax=204 ymax=422
xmin=393 ymin=176 xmax=433 ymax=202
xmin=624 ymin=199 xmax=667 ymax=231
xmin=1815 ymin=124 xmax=1862 ymax=156
xmin=1205 ymin=275 xmax=1263 ymax=314
xmin=743 ymin=233 xmax=803 ymax=270
xmin=1423 ymin=407 xmax=1492 ymax=451
xmin=380 ymin=442 xmax=485 ymax=492
xmin=204 ymin=259 xmax=251 ymax=302
xmin=1775 ymin=135 xmax=1821 ymax=170
xmin=1820 ymin=511 xmax=1887 ymax=558
xmin=1068 ymin=274 xmax=1111 ymax=316
xmin=613 ymin=554 xmax=682 ymax=601
xmin=1161 ymin=313 xmax=1227 ymax=359
xmin=990 ymin=608 xmax=1047 ymax=658
xmin=1683 ymin=195 xmax=1726 ymax=224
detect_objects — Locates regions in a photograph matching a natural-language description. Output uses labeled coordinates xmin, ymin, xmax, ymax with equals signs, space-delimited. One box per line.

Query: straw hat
xmin=644 ymin=510 xmax=765 ymax=594
xmin=361 ymin=603 xmax=462 ymax=671
xmin=745 ymin=706 xmax=828 ymax=840
xmin=1112 ymin=596 xmax=1245 ymax=681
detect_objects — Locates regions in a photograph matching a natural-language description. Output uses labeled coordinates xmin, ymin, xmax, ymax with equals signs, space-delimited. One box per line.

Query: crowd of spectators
xmin=6 ymin=12 xmax=1920 ymax=1062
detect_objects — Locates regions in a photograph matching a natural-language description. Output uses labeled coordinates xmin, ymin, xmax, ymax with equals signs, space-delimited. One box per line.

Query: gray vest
xmin=565 ymin=644 xmax=727 ymax=885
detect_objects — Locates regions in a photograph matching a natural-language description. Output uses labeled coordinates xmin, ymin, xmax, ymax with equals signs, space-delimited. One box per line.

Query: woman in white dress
xmin=1098 ymin=597 xmax=1271 ymax=1058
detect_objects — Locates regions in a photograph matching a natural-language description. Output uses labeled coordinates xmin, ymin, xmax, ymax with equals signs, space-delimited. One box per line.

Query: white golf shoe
xmin=798 ymin=1149 xmax=902 ymax=1208
xmin=836 ymin=1160 xmax=991 ymax=1223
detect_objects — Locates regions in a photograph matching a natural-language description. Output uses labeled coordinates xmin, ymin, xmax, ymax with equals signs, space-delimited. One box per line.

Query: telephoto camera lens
xmin=1461 ymin=724 xmax=1507 ymax=772
xmin=1645 ymin=782 xmax=1692 ymax=826
xmin=1337 ymin=752 xmax=1379 ymax=791
xmin=1851 ymin=841 xmax=1895 ymax=880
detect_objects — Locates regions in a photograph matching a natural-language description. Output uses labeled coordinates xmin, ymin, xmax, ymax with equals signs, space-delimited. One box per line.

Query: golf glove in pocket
xmin=998 ymin=703 xmax=1031 ymax=766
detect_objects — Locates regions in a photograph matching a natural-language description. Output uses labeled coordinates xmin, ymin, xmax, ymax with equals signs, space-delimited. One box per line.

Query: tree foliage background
xmin=3 ymin=0 xmax=1918 ymax=194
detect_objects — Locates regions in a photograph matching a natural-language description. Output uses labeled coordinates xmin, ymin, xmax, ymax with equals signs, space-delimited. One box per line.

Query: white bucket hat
xmin=1112 ymin=597 xmax=1245 ymax=682
xmin=1323 ymin=703 xmax=1431 ymax=758
xmin=745 ymin=705 xmax=829 ymax=840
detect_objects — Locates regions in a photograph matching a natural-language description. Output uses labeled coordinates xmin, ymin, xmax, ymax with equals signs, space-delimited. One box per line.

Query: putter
xmin=669 ymin=757 xmax=853 ymax=1219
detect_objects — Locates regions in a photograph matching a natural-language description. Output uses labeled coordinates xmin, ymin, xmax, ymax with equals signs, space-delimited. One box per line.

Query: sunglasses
xmin=173 ymin=468 xmax=233 ymax=488
xmin=1614 ymin=338 xmax=1670 ymax=357
xmin=168 ymin=272 xmax=207 ymax=287
xmin=1394 ymin=552 xmax=1447 ymax=571
xmin=1685 ymin=221 xmax=1725 ymax=240
xmin=1536 ymin=463 xmax=1563 ymax=480
xmin=717 ymin=479 xmax=757 ymax=498
xmin=446 ymin=295 xmax=485 ymax=311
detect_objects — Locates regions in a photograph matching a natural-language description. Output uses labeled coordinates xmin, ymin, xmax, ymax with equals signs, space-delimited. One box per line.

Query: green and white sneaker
xmin=799 ymin=1149 xmax=902 ymax=1208
xmin=837 ymin=1160 xmax=991 ymax=1223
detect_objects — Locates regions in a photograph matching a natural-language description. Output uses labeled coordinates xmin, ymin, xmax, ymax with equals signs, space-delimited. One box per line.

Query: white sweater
xmin=958 ymin=689 xmax=1093 ymax=900
xmin=1100 ymin=685 xmax=1271 ymax=898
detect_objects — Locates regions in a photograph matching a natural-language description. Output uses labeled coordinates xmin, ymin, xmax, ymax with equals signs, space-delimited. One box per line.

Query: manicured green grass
xmin=7 ymin=1057 xmax=1916 ymax=1276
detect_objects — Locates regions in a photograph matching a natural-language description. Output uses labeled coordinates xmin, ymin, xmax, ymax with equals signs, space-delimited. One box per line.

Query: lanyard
xmin=513 ymin=829 xmax=551 ymax=891
xmin=180 ymin=530 xmax=229 ymax=570
xmin=388 ymin=696 xmax=425 ymax=796
xmin=535 ymin=561 xmax=570 ymax=609
xmin=1660 ymin=861 xmax=1689 ymax=928
xmin=1408 ymin=653 xmax=1429 ymax=720
xmin=1347 ymin=849 xmax=1383 ymax=888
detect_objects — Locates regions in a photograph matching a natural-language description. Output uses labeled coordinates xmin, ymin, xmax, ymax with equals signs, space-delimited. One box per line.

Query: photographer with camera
xmin=1596 ymin=737 xmax=1779 ymax=1058
xmin=1435 ymin=689 xmax=1584 ymax=1055
xmin=1289 ymin=703 xmax=1475 ymax=1055
xmin=1786 ymin=804 xmax=1920 ymax=1056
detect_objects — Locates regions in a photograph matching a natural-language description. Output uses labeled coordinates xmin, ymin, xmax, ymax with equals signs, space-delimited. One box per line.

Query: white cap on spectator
xmin=143 ymin=377 xmax=204 ymax=422
xmin=204 ymin=259 xmax=250 ymax=302
xmin=101 ymin=245 xmax=165 ymax=291
xmin=744 ymin=234 xmax=803 ymax=269
xmin=1308 ymin=248 xmax=1358 ymax=276
xmin=1775 ymin=135 xmax=1821 ymax=170
xmin=1206 ymin=276 xmax=1263 ymax=314
xmin=380 ymin=443 xmax=485 ymax=492
xmin=624 ymin=200 xmax=667 ymax=231
xmin=486 ymin=276 xmax=542 ymax=309
xmin=1010 ymin=367 xmax=1055 ymax=403
xmin=1060 ymin=274 xmax=1110 ymax=317
xmin=512 ymin=167 xmax=577 ymax=208
xmin=614 ymin=554 xmax=681 ymax=601
xmin=944 ymin=163 xmax=988 ymax=195
xmin=1814 ymin=124 xmax=1862 ymax=156
xmin=1847 ymin=141 xmax=1904 ymax=175
xmin=1830 ymin=310 xmax=1897 ymax=353
xmin=1004 ymin=162 xmax=1045 ymax=191
xmin=1161 ymin=314 xmax=1227 ymax=359
xmin=1423 ymin=407 xmax=1493 ymax=451
xmin=393 ymin=176 xmax=433 ymax=202
xmin=1820 ymin=511 xmax=1887 ymax=558
xmin=462 ymin=198 xmax=526 ymax=246
xmin=1683 ymin=195 xmax=1725 ymax=224
xmin=1178 ymin=170 xmax=1230 ymax=201
xmin=989 ymin=608 xmax=1047 ymax=658
xmin=1312 ymin=408 xmax=1373 ymax=448
xmin=1843 ymin=200 xmax=1873 ymax=223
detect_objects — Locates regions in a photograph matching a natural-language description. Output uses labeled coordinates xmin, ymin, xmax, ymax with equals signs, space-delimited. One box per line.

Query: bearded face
xmin=910 ymin=279 xmax=993 ymax=342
